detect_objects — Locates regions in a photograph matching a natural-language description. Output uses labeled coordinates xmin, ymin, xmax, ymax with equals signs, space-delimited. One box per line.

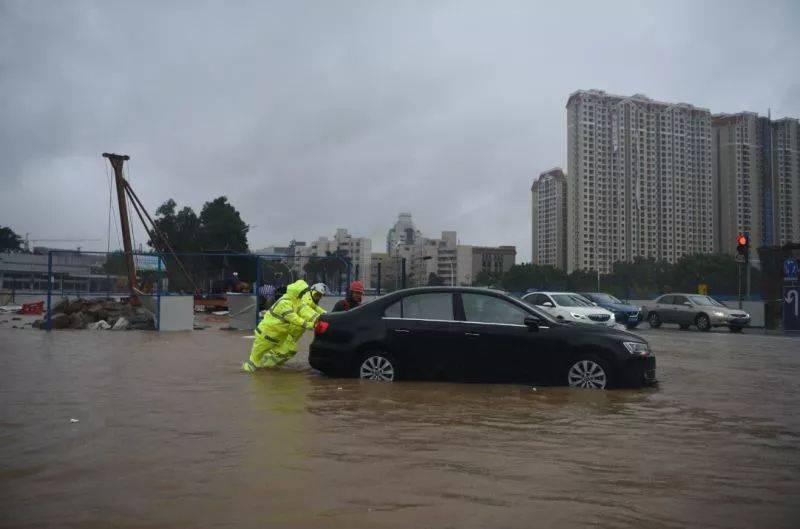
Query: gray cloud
xmin=1 ymin=0 xmax=798 ymax=260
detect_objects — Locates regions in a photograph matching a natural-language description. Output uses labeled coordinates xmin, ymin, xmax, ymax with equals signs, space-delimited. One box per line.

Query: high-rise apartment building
xmin=712 ymin=113 xmax=765 ymax=254
xmin=712 ymin=113 xmax=799 ymax=253
xmin=566 ymin=90 xmax=714 ymax=273
xmin=767 ymin=118 xmax=800 ymax=246
xmin=531 ymin=168 xmax=568 ymax=269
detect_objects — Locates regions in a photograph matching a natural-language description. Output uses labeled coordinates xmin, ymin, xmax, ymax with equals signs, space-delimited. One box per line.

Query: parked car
xmin=641 ymin=293 xmax=751 ymax=332
xmin=521 ymin=291 xmax=617 ymax=327
xmin=578 ymin=292 xmax=642 ymax=329
xmin=309 ymin=287 xmax=656 ymax=389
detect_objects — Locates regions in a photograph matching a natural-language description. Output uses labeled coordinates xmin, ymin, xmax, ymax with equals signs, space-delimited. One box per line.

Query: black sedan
xmin=309 ymin=287 xmax=656 ymax=389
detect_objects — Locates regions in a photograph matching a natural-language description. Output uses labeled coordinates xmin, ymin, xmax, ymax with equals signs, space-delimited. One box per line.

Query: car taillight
xmin=315 ymin=321 xmax=329 ymax=334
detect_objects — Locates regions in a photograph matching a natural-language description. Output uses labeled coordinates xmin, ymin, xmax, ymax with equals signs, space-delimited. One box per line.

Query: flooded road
xmin=1 ymin=328 xmax=799 ymax=528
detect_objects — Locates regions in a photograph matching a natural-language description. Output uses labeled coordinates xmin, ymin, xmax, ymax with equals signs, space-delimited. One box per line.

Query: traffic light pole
xmin=737 ymin=262 xmax=743 ymax=310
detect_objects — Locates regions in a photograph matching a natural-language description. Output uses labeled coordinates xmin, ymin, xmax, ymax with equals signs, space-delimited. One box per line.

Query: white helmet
xmin=310 ymin=283 xmax=328 ymax=296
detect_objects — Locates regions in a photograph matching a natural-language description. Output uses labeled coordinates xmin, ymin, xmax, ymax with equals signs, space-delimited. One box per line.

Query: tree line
xmin=473 ymin=253 xmax=760 ymax=300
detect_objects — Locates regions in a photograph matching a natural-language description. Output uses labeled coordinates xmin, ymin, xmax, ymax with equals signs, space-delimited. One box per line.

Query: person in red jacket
xmin=333 ymin=280 xmax=364 ymax=312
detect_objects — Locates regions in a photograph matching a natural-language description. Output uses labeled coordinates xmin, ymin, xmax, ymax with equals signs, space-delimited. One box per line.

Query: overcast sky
xmin=1 ymin=0 xmax=798 ymax=261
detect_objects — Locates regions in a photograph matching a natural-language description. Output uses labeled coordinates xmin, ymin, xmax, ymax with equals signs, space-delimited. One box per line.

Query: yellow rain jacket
xmin=290 ymin=290 xmax=326 ymax=341
xmin=256 ymin=279 xmax=314 ymax=342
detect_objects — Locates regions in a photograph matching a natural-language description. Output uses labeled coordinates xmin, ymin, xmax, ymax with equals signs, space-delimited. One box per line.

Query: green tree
xmin=499 ymin=263 xmax=567 ymax=292
xmin=0 ymin=226 xmax=24 ymax=252
xmin=199 ymin=196 xmax=248 ymax=251
xmin=427 ymin=273 xmax=444 ymax=286
xmin=474 ymin=270 xmax=500 ymax=287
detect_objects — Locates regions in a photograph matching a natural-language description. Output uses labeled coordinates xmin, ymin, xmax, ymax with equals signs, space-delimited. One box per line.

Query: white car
xmin=521 ymin=291 xmax=617 ymax=327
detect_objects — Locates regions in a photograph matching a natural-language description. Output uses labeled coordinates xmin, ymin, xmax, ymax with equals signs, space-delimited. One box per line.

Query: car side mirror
xmin=524 ymin=316 xmax=541 ymax=331
xmin=683 ymin=302 xmax=692 ymax=307
xmin=542 ymin=301 xmax=554 ymax=308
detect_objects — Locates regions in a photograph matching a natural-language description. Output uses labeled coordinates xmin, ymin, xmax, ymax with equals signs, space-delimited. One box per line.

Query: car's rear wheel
xmin=358 ymin=352 xmax=398 ymax=382
xmin=648 ymin=312 xmax=662 ymax=328
xmin=567 ymin=355 xmax=611 ymax=389
xmin=696 ymin=314 xmax=711 ymax=332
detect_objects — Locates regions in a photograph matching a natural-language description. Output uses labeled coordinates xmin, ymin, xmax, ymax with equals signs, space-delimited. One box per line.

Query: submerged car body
xmin=310 ymin=287 xmax=656 ymax=388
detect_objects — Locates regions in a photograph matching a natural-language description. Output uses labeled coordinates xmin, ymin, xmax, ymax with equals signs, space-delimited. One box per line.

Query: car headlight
xmin=569 ymin=312 xmax=586 ymax=319
xmin=712 ymin=311 xmax=725 ymax=317
xmin=623 ymin=342 xmax=649 ymax=355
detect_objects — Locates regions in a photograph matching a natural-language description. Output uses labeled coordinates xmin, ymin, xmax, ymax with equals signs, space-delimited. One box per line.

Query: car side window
xmin=401 ymin=293 xmax=454 ymax=321
xmin=462 ymin=294 xmax=529 ymax=325
xmin=384 ymin=300 xmax=401 ymax=318
xmin=673 ymin=295 xmax=689 ymax=305
xmin=525 ymin=294 xmax=541 ymax=305
xmin=659 ymin=295 xmax=673 ymax=305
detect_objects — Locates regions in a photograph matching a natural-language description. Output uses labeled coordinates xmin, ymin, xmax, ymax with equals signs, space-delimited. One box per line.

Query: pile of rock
xmin=33 ymin=298 xmax=155 ymax=330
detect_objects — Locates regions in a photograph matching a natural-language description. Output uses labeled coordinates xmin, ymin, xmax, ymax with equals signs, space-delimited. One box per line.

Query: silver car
xmin=642 ymin=294 xmax=751 ymax=332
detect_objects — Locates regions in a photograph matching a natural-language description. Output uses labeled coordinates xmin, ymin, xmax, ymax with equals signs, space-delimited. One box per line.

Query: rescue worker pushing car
xmin=242 ymin=279 xmax=321 ymax=373
xmin=284 ymin=283 xmax=328 ymax=361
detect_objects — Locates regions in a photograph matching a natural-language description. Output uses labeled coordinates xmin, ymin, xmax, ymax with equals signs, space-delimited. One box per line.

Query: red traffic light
xmin=737 ymin=234 xmax=748 ymax=246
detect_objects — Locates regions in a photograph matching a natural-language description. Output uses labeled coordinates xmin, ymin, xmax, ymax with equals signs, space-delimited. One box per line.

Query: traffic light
xmin=736 ymin=233 xmax=749 ymax=259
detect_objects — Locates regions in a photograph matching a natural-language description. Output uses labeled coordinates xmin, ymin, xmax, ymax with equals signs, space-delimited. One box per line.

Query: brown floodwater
xmin=1 ymin=327 xmax=799 ymax=528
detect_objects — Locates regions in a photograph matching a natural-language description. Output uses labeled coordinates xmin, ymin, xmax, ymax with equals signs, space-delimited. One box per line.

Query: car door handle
xmin=465 ymin=332 xmax=480 ymax=337
xmin=393 ymin=329 xmax=410 ymax=334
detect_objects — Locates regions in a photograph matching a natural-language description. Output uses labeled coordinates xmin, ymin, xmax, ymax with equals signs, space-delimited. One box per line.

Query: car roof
xmin=387 ymin=286 xmax=508 ymax=295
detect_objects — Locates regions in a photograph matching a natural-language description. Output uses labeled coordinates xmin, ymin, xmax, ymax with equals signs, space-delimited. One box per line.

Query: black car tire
xmin=729 ymin=326 xmax=743 ymax=333
xmin=648 ymin=312 xmax=662 ymax=328
xmin=679 ymin=324 xmax=690 ymax=330
xmin=357 ymin=351 xmax=399 ymax=382
xmin=696 ymin=314 xmax=711 ymax=332
xmin=566 ymin=354 xmax=613 ymax=390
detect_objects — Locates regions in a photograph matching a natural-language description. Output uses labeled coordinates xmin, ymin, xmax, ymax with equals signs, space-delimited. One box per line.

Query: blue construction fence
xmin=42 ymin=250 xmax=360 ymax=330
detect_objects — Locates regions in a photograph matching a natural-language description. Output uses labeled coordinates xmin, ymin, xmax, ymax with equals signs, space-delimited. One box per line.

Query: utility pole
xmin=102 ymin=152 xmax=138 ymax=304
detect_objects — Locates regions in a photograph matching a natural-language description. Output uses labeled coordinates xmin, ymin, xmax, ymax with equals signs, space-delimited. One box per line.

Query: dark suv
xmin=310 ymin=287 xmax=656 ymax=389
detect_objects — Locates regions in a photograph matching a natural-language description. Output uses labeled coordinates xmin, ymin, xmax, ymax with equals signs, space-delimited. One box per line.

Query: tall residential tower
xmin=531 ymin=167 xmax=567 ymax=269
xmin=566 ymin=90 xmax=714 ymax=273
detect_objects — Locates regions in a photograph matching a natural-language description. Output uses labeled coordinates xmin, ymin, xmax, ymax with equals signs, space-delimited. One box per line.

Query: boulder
xmin=69 ymin=312 xmax=93 ymax=329
xmin=85 ymin=303 xmax=104 ymax=317
xmin=50 ymin=313 xmax=71 ymax=329
xmin=53 ymin=299 xmax=69 ymax=314
xmin=112 ymin=317 xmax=130 ymax=330
xmin=66 ymin=299 xmax=88 ymax=314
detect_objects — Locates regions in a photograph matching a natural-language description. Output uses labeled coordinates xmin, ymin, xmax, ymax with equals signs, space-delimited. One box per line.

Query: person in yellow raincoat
xmin=242 ymin=279 xmax=315 ymax=372
xmin=285 ymin=283 xmax=327 ymax=354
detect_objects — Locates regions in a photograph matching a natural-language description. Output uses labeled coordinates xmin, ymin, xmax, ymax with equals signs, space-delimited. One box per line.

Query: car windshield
xmin=689 ymin=295 xmax=724 ymax=307
xmin=552 ymin=294 xmax=593 ymax=307
xmin=586 ymin=293 xmax=621 ymax=304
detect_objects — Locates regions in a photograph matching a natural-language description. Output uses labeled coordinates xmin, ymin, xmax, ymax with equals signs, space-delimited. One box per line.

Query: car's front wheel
xmin=696 ymin=314 xmax=711 ymax=332
xmin=648 ymin=312 xmax=662 ymax=328
xmin=358 ymin=352 xmax=398 ymax=382
xmin=567 ymin=355 xmax=611 ymax=389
